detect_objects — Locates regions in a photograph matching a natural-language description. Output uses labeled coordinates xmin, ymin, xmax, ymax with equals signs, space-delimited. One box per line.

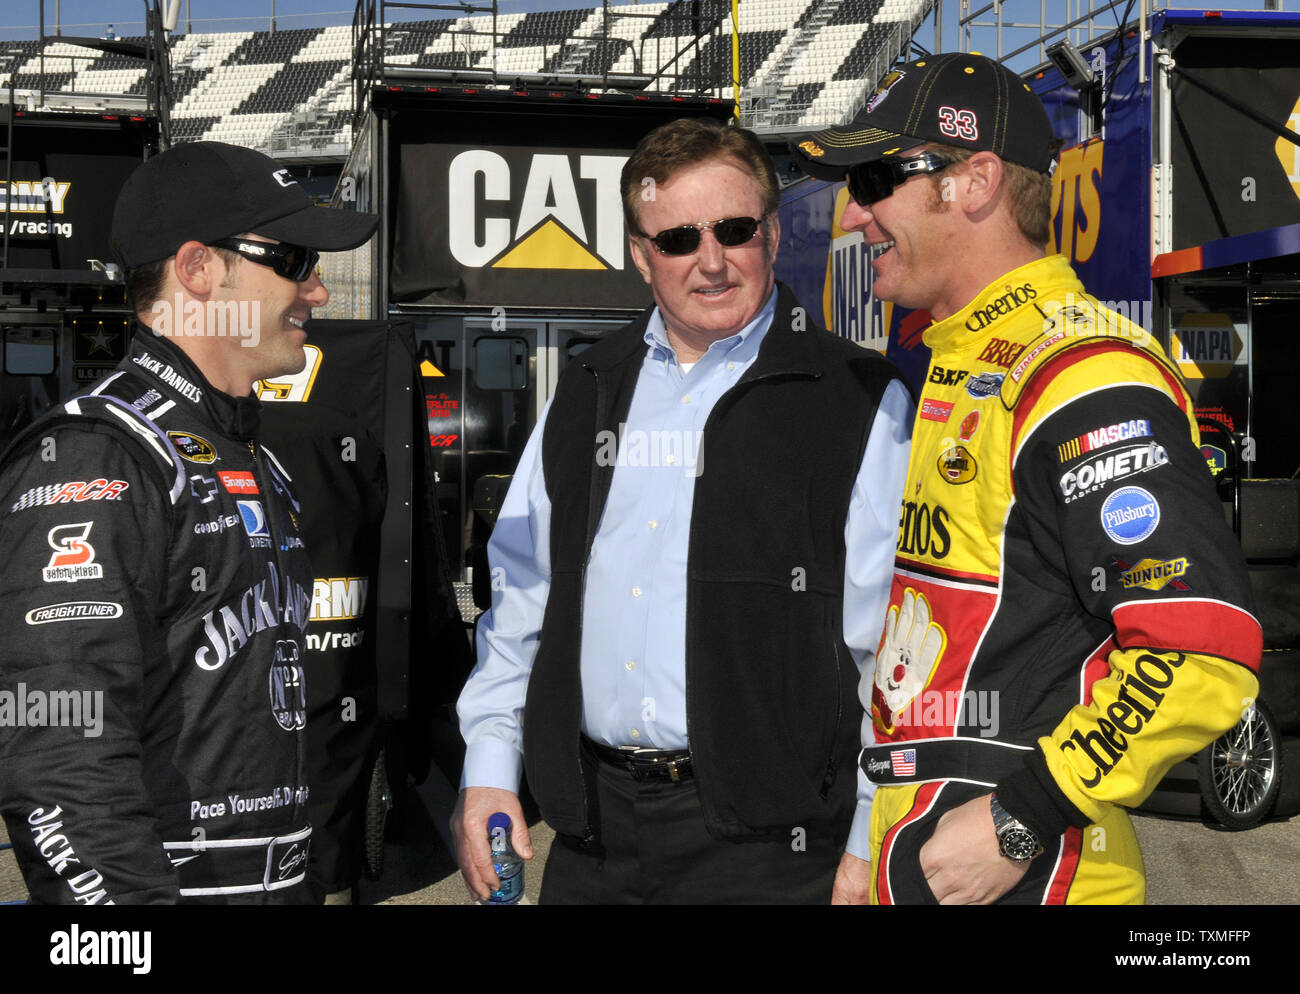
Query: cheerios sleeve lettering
xmin=994 ymin=356 xmax=1260 ymax=838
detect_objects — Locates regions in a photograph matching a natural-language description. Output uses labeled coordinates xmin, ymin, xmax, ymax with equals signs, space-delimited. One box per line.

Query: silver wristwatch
xmin=990 ymin=794 xmax=1044 ymax=862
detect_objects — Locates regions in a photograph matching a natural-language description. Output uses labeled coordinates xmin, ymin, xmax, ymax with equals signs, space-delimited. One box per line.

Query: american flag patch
xmin=890 ymin=749 xmax=916 ymax=776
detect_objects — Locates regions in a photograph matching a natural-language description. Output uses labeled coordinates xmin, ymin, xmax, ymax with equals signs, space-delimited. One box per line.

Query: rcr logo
xmin=447 ymin=150 xmax=627 ymax=270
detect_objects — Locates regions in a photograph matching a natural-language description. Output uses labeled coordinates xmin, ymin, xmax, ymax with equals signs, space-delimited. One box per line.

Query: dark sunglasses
xmin=207 ymin=237 xmax=320 ymax=282
xmin=845 ymin=152 xmax=955 ymax=206
xmin=642 ymin=216 xmax=765 ymax=256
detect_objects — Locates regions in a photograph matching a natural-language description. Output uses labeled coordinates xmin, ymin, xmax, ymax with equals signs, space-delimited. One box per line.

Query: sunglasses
xmin=641 ymin=216 xmax=765 ymax=256
xmin=845 ymin=152 xmax=955 ymax=206
xmin=207 ymin=237 xmax=320 ymax=282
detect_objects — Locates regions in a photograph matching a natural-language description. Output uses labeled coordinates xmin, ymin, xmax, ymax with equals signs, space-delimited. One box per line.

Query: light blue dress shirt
xmin=458 ymin=289 xmax=913 ymax=860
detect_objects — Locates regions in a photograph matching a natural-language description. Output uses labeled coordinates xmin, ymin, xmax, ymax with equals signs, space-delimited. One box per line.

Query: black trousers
xmin=539 ymin=744 xmax=840 ymax=905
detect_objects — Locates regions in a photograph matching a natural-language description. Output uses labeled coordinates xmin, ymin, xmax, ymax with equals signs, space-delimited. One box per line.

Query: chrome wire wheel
xmin=1198 ymin=699 xmax=1281 ymax=830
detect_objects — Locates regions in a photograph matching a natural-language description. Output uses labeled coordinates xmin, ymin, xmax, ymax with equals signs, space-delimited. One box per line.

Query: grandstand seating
xmin=0 ymin=0 xmax=934 ymax=156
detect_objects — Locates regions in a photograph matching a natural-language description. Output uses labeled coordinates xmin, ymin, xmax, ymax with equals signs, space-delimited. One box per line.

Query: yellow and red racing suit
xmin=864 ymin=255 xmax=1261 ymax=904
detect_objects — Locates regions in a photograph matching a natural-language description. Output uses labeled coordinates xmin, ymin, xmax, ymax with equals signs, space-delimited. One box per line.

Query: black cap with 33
xmin=792 ymin=53 xmax=1057 ymax=180
xmin=111 ymin=141 xmax=380 ymax=268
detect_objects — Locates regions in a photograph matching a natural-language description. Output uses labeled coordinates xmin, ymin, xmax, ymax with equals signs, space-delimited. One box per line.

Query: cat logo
xmin=448 ymin=149 xmax=628 ymax=272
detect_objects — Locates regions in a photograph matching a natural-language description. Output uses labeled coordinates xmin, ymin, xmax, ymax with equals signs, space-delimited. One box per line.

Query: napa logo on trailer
xmin=1048 ymin=140 xmax=1103 ymax=265
xmin=822 ymin=186 xmax=890 ymax=353
xmin=1169 ymin=313 xmax=1245 ymax=379
xmin=446 ymin=148 xmax=629 ymax=271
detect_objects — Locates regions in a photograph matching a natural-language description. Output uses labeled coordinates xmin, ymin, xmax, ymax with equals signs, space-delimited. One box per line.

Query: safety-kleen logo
xmin=447 ymin=150 xmax=628 ymax=271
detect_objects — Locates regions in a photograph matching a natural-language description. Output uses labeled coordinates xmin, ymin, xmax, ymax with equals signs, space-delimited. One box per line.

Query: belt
xmin=163 ymin=824 xmax=312 ymax=897
xmin=583 ymin=736 xmax=694 ymax=783
xmin=860 ymin=738 xmax=1034 ymax=787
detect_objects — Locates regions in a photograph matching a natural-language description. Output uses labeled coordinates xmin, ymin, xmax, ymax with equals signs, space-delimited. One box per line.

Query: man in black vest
xmin=453 ymin=118 xmax=912 ymax=903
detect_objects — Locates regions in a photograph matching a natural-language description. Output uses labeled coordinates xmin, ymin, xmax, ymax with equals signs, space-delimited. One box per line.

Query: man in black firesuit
xmin=0 ymin=141 xmax=377 ymax=904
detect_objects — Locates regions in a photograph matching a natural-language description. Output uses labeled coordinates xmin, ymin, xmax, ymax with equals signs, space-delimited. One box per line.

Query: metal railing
xmin=956 ymin=0 xmax=1164 ymax=69
xmin=351 ymin=0 xmax=730 ymax=126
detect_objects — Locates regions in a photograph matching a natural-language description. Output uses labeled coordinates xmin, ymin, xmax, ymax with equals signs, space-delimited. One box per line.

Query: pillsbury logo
xmin=1100 ymin=486 xmax=1161 ymax=545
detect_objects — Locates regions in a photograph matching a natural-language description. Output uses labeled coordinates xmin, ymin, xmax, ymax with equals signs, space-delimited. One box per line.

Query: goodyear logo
xmin=1116 ymin=556 xmax=1191 ymax=592
xmin=447 ymin=149 xmax=628 ymax=271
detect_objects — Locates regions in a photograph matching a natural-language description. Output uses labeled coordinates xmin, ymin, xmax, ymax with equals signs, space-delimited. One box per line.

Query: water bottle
xmin=486 ymin=811 xmax=524 ymax=905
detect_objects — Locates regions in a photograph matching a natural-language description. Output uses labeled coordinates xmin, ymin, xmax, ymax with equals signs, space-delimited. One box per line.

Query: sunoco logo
xmin=1118 ymin=556 xmax=1191 ymax=592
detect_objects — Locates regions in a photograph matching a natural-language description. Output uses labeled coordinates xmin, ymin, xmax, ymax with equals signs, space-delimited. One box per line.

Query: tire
xmin=363 ymin=748 xmax=393 ymax=881
xmin=1198 ymin=698 xmax=1282 ymax=830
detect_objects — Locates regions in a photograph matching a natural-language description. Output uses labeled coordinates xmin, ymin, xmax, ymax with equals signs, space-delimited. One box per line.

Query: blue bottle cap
xmin=487 ymin=811 xmax=512 ymax=833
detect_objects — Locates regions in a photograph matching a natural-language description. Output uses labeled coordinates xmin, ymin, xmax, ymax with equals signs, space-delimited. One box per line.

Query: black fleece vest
xmin=522 ymin=284 xmax=901 ymax=843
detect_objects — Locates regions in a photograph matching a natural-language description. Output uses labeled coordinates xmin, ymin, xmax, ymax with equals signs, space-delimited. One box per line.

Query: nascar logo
xmin=1058 ymin=418 xmax=1152 ymax=463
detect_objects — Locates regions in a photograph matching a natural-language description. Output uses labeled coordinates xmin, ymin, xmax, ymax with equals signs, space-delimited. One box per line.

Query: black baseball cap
xmin=792 ymin=53 xmax=1056 ymax=179
xmin=111 ymin=141 xmax=379 ymax=268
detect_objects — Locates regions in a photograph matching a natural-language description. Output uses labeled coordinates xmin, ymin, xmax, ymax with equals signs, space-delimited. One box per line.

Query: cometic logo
xmin=1059 ymin=442 xmax=1168 ymax=502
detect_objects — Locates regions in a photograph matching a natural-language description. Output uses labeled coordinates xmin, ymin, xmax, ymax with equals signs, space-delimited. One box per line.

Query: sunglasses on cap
xmin=207 ymin=237 xmax=321 ymax=282
xmin=641 ymin=215 xmax=766 ymax=256
xmin=845 ymin=152 xmax=955 ymax=207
